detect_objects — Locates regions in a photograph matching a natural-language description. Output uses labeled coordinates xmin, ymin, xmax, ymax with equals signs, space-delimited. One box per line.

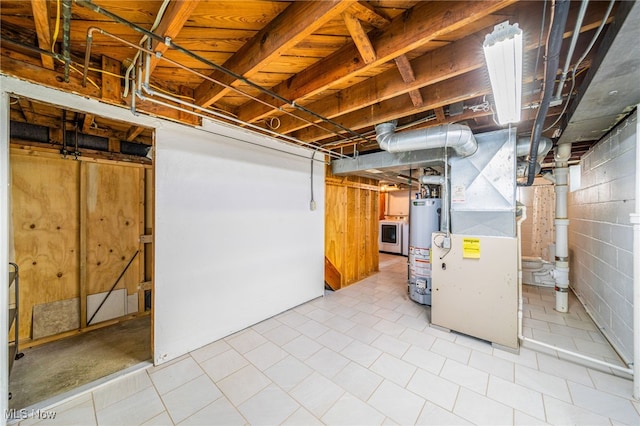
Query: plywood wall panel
xmin=325 ymin=168 xmax=379 ymax=288
xmin=85 ymin=163 xmax=141 ymax=298
xmin=325 ymin=183 xmax=346 ymax=284
xmin=11 ymin=155 xmax=80 ymax=340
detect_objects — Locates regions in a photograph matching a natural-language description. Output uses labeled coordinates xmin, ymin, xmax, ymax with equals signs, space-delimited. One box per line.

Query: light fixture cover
xmin=483 ymin=21 xmax=523 ymax=125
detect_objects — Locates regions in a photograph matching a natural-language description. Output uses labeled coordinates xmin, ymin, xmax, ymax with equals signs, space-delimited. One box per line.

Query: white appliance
xmin=379 ymin=220 xmax=405 ymax=254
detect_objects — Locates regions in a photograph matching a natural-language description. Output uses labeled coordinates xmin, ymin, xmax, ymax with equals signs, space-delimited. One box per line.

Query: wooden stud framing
xmin=101 ymin=56 xmax=122 ymax=103
xmin=138 ymin=167 xmax=145 ymax=314
xmin=82 ymin=114 xmax=95 ymax=134
xmin=30 ymin=0 xmax=55 ymax=70
xmin=10 ymin=142 xmax=151 ymax=344
xmin=80 ymin=161 xmax=88 ymax=328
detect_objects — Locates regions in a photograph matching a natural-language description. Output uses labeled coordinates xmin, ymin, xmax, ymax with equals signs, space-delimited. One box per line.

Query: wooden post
xmin=79 ymin=161 xmax=87 ymax=328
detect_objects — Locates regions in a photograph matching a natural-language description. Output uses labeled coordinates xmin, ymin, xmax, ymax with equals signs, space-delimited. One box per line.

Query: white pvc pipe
xmin=554 ymin=143 xmax=571 ymax=312
xmin=632 ymin=107 xmax=640 ymax=399
xmin=520 ymin=335 xmax=633 ymax=375
xmin=517 ymin=204 xmax=527 ymax=346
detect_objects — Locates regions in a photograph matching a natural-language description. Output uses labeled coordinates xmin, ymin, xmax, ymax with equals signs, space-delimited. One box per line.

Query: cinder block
xmin=609 ymin=176 xmax=635 ymax=202
xmin=611 ymin=224 xmax=633 ymax=250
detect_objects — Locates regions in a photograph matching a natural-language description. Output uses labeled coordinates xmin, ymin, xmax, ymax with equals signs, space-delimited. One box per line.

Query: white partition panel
xmin=0 ymin=74 xmax=324 ymax=371
xmin=154 ymin=125 xmax=324 ymax=364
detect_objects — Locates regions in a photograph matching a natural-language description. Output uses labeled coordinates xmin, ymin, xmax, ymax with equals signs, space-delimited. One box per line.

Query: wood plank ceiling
xmin=0 ymin=0 xmax=619 ymax=163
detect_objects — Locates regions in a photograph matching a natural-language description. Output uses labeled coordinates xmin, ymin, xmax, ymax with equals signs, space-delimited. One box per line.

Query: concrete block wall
xmin=568 ymin=110 xmax=637 ymax=362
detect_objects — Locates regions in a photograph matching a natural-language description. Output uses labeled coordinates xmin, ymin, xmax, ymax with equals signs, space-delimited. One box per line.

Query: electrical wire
xmin=51 ymin=0 xmax=61 ymax=51
xmin=544 ymin=0 xmax=615 ymax=132
xmin=310 ymin=148 xmax=320 ymax=211
xmin=532 ymin=0 xmax=548 ymax=94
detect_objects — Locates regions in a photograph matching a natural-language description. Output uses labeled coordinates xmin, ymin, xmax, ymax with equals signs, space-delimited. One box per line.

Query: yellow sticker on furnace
xmin=463 ymin=238 xmax=480 ymax=259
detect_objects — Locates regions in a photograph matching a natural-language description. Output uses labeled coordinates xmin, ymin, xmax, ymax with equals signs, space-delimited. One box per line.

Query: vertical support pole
xmin=632 ymin=106 xmax=640 ymax=400
xmin=1 ymin=88 xmax=11 ymax=418
xmin=79 ymin=161 xmax=88 ymax=328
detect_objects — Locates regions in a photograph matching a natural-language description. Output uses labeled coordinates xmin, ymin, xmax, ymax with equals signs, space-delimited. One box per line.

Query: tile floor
xmin=12 ymin=254 xmax=640 ymax=425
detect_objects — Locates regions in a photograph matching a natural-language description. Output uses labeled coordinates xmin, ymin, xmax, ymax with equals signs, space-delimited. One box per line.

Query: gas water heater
xmin=408 ymin=198 xmax=441 ymax=305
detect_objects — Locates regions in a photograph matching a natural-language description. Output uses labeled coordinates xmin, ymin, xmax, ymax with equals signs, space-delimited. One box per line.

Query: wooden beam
xmin=101 ymin=56 xmax=122 ymax=102
xmin=236 ymin=0 xmax=517 ymax=123
xmin=30 ymin=0 xmax=55 ymax=70
xmin=0 ymin=47 xmax=101 ymax=98
xmin=82 ymin=114 xmax=95 ymax=133
xmin=267 ymin=1 xmax=609 ymax=136
xmin=394 ymin=54 xmax=416 ymax=83
xmin=293 ymin=69 xmax=490 ymax=142
xmin=108 ymin=137 xmax=121 ymax=153
xmin=126 ymin=126 xmax=145 ymax=142
xmin=347 ymin=2 xmax=390 ymax=28
xmin=178 ymin=85 xmax=197 ymax=125
xmin=434 ymin=107 xmax=446 ymax=122
xmin=343 ymin=12 xmax=376 ymax=65
xmin=148 ymin=0 xmax=201 ymax=74
xmin=394 ymin=54 xmax=423 ymax=107
xmin=194 ymin=0 xmax=354 ymax=107
xmin=17 ymin=98 xmax=37 ymax=123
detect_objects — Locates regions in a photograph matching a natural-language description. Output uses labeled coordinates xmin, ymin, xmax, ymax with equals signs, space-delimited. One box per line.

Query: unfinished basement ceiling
xmin=0 ymin=1 xmax=637 ymax=178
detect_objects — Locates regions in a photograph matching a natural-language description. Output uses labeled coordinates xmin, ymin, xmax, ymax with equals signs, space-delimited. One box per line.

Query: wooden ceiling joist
xmin=82 ymin=114 xmax=95 ymax=133
xmin=194 ymin=0 xmax=354 ymax=108
xmin=262 ymin=1 xmax=610 ymax=137
xmin=236 ymin=0 xmax=517 ymax=124
xmin=394 ymin=54 xmax=423 ymax=107
xmin=30 ymin=0 xmax=55 ymax=70
xmin=343 ymin=12 xmax=376 ymax=64
xmin=18 ymin=98 xmax=38 ymax=123
xmin=347 ymin=2 xmax=390 ymax=28
xmin=126 ymin=126 xmax=145 ymax=142
xmin=148 ymin=0 xmax=201 ymax=74
xmin=293 ymin=69 xmax=490 ymax=143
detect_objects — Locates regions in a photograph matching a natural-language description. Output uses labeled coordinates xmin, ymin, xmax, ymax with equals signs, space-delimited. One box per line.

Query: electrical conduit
xmin=525 ymin=0 xmax=570 ymax=186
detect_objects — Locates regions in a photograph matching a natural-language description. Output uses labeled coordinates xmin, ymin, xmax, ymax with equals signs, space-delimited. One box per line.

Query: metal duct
xmin=516 ymin=136 xmax=552 ymax=178
xmin=375 ymin=121 xmax=477 ymax=157
xmin=516 ymin=136 xmax=552 ymax=161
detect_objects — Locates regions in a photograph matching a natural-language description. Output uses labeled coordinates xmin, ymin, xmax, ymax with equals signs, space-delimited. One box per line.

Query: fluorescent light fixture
xmin=483 ymin=21 xmax=523 ymax=125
